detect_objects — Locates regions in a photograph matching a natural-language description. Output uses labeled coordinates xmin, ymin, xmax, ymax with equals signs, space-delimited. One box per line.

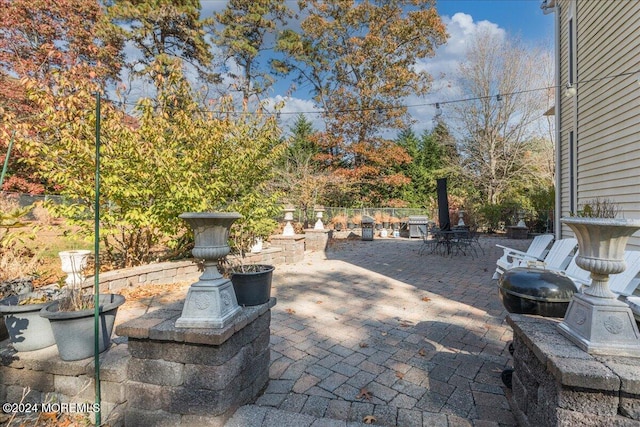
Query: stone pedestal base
xmin=507 ymin=314 xmax=640 ymax=426
xmin=558 ymin=293 xmax=640 ymax=356
xmin=507 ymin=226 xmax=529 ymax=239
xmin=116 ymin=298 xmax=276 ymax=426
xmin=304 ymin=228 xmax=332 ymax=251
xmin=175 ymin=278 xmax=241 ymax=329
xmin=270 ymin=235 xmax=305 ymax=264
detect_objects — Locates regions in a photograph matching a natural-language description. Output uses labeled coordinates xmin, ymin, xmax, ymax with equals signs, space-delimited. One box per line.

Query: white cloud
xmin=408 ymin=13 xmax=506 ymax=135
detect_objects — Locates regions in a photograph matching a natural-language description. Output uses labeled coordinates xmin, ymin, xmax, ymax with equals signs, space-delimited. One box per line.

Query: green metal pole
xmin=0 ymin=131 xmax=16 ymax=190
xmin=94 ymin=92 xmax=102 ymax=426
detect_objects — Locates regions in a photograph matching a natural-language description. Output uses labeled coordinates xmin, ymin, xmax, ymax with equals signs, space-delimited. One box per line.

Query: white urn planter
xmin=59 ymin=250 xmax=91 ymax=288
xmin=314 ymin=208 xmax=325 ymax=230
xmin=558 ymin=217 xmax=640 ymax=356
xmin=282 ymin=208 xmax=295 ymax=236
xmin=250 ymin=237 xmax=263 ymax=254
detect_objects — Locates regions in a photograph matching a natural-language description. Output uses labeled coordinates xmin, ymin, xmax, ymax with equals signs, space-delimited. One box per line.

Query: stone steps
xmin=225 ymin=405 xmax=374 ymax=427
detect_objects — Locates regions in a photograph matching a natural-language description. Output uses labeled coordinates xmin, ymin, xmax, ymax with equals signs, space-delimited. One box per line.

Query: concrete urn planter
xmin=58 ymin=250 xmax=91 ymax=287
xmin=175 ymin=212 xmax=242 ymax=328
xmin=558 ymin=217 xmax=640 ymax=355
xmin=39 ymin=294 xmax=125 ymax=361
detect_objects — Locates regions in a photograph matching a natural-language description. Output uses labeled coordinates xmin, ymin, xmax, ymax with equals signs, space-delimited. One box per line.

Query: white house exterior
xmin=543 ymin=0 xmax=640 ymax=248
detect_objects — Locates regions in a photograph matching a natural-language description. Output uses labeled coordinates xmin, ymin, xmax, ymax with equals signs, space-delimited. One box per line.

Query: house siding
xmin=557 ymin=0 xmax=640 ymax=248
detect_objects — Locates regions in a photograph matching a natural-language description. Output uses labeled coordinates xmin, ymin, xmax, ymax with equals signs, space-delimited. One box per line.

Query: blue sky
xmin=194 ymin=1 xmax=556 ymax=135
xmin=436 ymin=0 xmax=554 ymax=43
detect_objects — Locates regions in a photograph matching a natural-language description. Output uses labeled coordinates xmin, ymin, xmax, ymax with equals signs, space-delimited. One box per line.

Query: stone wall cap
xmin=508 ymin=314 xmax=629 ymax=392
xmin=117 ymin=298 xmax=276 ymax=346
xmin=270 ymin=235 xmax=305 ymax=241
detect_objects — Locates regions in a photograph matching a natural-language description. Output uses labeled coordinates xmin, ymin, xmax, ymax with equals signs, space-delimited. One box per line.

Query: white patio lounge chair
xmin=599 ymin=250 xmax=640 ymax=297
xmin=561 ymin=251 xmax=592 ymax=287
xmin=544 ymin=250 xmax=639 ymax=296
xmin=510 ymin=238 xmax=577 ymax=271
xmin=492 ymin=234 xmax=554 ymax=279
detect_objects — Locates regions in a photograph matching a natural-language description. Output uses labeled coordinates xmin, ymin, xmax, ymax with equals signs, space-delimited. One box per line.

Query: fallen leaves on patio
xmin=118 ymin=281 xmax=191 ymax=307
xmin=421 ymin=296 xmax=431 ymax=302
xmin=363 ymin=415 xmax=377 ymax=424
xmin=395 ymin=371 xmax=404 ymax=379
xmin=359 ymin=342 xmax=369 ymax=348
xmin=356 ymin=387 xmax=372 ymax=401
xmin=285 ymin=308 xmax=296 ymax=314
xmin=399 ymin=320 xmax=413 ymax=327
xmin=418 ymin=348 xmax=427 ymax=357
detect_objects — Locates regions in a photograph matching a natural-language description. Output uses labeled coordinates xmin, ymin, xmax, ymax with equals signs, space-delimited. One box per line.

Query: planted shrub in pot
xmin=226 ymin=217 xmax=278 ymax=306
xmin=39 ymin=250 xmax=126 ymax=361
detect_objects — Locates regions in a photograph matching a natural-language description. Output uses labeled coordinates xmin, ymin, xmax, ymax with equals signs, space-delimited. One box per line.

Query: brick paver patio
xmin=227 ymin=235 xmax=531 ymax=427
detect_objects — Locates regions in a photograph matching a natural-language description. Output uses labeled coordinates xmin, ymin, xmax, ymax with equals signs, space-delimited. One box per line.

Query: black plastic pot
xmin=498 ymin=267 xmax=579 ymax=318
xmin=231 ymin=265 xmax=274 ymax=306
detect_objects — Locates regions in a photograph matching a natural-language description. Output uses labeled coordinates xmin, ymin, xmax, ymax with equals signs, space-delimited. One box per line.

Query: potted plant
xmin=0 ymin=290 xmax=57 ymax=352
xmin=39 ymin=250 xmax=125 ymax=361
xmin=227 ymin=216 xmax=277 ymax=307
xmin=381 ymin=212 xmax=391 ymax=229
xmin=351 ymin=213 xmax=362 ymax=229
xmin=373 ymin=211 xmax=384 ymax=230
xmin=0 ymin=201 xmax=57 ymax=350
xmin=558 ymin=198 xmax=640 ymax=355
xmin=330 ymin=214 xmax=347 ymax=231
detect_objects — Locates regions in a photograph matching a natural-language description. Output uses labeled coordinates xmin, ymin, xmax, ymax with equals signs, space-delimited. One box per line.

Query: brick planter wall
xmin=0 ymin=299 xmax=275 ymax=427
xmin=89 ymin=260 xmax=201 ymax=293
xmin=507 ymin=314 xmax=640 ymax=426
xmin=304 ymin=229 xmax=332 ymax=251
xmin=269 ymin=235 xmax=305 ymax=264
xmin=116 ymin=298 xmax=275 ymax=426
xmin=0 ymin=340 xmax=130 ymax=425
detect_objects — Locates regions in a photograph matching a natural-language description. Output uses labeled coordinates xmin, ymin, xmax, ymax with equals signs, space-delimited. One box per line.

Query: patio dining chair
xmin=493 ymin=234 xmax=554 ymax=279
xmin=418 ymin=225 xmax=438 ymax=255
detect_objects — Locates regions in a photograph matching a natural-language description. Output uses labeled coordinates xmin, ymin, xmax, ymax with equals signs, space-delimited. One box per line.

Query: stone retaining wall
xmin=507 ymin=314 xmax=640 ymax=426
xmin=0 ymin=299 xmax=275 ymax=427
xmin=92 ymin=246 xmax=292 ymax=293
xmin=117 ymin=298 xmax=275 ymax=426
xmin=0 ymin=340 xmax=130 ymax=425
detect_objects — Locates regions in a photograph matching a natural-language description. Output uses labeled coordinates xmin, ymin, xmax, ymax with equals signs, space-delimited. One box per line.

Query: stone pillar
xmin=270 ymin=235 xmax=305 ymax=264
xmin=507 ymin=314 xmax=640 ymax=426
xmin=304 ymin=229 xmax=332 ymax=251
xmin=506 ymin=226 xmax=528 ymax=239
xmin=116 ymin=298 xmax=275 ymax=426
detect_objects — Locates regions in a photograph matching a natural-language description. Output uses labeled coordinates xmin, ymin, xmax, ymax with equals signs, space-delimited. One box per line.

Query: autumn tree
xmin=0 ymin=0 xmax=123 ymax=85
xmin=274 ymin=0 xmax=447 ymax=205
xmin=0 ymin=0 xmax=123 ymax=193
xmin=271 ymin=114 xmax=339 ymax=225
xmin=107 ymin=0 xmax=217 ymax=96
xmin=213 ymin=0 xmax=293 ymax=104
xmin=20 ymin=61 xmax=285 ymax=267
xmin=451 ymin=29 xmax=554 ymax=205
